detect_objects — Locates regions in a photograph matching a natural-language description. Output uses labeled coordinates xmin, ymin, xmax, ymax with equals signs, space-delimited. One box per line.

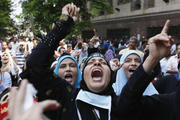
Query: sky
xmin=10 ymin=0 xmax=23 ymax=24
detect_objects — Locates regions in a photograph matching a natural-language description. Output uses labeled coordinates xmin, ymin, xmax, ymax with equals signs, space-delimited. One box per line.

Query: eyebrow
xmin=60 ymin=62 xmax=76 ymax=65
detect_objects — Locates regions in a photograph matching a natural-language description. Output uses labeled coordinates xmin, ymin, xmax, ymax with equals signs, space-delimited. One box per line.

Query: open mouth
xmin=2 ymin=58 xmax=8 ymax=63
xmin=64 ymin=74 xmax=73 ymax=82
xmin=129 ymin=69 xmax=136 ymax=74
xmin=91 ymin=68 xmax=103 ymax=81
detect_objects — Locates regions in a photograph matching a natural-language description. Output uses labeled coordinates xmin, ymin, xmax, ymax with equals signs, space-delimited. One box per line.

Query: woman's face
xmin=123 ymin=54 xmax=141 ymax=78
xmin=58 ymin=58 xmax=78 ymax=85
xmin=83 ymin=57 xmax=111 ymax=93
xmin=1 ymin=53 xmax=9 ymax=64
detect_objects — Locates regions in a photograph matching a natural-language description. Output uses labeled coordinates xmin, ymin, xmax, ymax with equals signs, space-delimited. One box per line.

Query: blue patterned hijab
xmin=54 ymin=55 xmax=82 ymax=88
xmin=112 ymin=50 xmax=159 ymax=96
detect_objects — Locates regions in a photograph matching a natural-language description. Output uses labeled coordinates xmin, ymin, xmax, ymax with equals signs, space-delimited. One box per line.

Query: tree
xmin=0 ymin=0 xmax=12 ymax=37
xmin=20 ymin=0 xmax=113 ymax=38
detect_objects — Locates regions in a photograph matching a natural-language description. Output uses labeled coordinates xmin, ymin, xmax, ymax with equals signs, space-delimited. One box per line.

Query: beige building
xmin=87 ymin=0 xmax=180 ymax=42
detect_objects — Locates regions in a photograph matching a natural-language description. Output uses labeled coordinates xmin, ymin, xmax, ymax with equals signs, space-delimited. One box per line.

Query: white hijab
xmin=113 ymin=50 xmax=159 ymax=96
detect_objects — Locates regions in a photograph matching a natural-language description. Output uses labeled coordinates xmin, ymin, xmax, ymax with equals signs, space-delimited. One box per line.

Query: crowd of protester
xmin=0 ymin=3 xmax=180 ymax=120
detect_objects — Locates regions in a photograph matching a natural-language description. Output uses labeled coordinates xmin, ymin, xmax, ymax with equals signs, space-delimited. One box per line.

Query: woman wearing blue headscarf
xmin=54 ymin=55 xmax=82 ymax=88
xmin=113 ymin=50 xmax=158 ymax=96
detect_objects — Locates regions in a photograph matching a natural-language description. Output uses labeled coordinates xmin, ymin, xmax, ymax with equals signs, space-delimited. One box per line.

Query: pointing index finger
xmin=161 ymin=20 xmax=170 ymax=34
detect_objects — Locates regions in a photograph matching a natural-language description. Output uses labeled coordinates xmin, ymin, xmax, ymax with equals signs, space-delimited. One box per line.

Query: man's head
xmin=8 ymin=43 xmax=12 ymax=50
xmin=2 ymin=41 xmax=7 ymax=51
xmin=128 ymin=36 xmax=138 ymax=50
xmin=82 ymin=42 xmax=87 ymax=49
xmin=18 ymin=42 xmax=25 ymax=52
xmin=12 ymin=37 xmax=17 ymax=43
xmin=67 ymin=44 xmax=72 ymax=53
xmin=82 ymin=53 xmax=112 ymax=93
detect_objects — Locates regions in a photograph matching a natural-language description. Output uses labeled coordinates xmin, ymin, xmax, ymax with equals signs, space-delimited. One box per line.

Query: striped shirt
xmin=16 ymin=51 xmax=26 ymax=70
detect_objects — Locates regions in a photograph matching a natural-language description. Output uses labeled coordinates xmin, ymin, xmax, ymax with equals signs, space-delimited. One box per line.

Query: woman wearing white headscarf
xmin=113 ymin=50 xmax=158 ymax=96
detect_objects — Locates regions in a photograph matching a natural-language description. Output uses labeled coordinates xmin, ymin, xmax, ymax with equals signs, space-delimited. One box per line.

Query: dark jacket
xmin=153 ymin=75 xmax=179 ymax=94
xmin=119 ymin=63 xmax=180 ymax=120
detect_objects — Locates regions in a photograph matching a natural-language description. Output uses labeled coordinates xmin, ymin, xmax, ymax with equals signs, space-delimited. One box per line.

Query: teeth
xmin=92 ymin=68 xmax=101 ymax=73
xmin=92 ymin=77 xmax=102 ymax=81
xmin=129 ymin=69 xmax=135 ymax=72
xmin=65 ymin=74 xmax=72 ymax=78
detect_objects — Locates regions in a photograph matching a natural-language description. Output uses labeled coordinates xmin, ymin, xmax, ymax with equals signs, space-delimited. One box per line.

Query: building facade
xmin=89 ymin=0 xmax=180 ymax=42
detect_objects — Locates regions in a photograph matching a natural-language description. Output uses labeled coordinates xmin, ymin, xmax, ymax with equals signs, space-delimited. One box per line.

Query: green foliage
xmin=91 ymin=0 xmax=113 ymax=16
xmin=0 ymin=0 xmax=12 ymax=37
xmin=21 ymin=0 xmax=113 ymax=38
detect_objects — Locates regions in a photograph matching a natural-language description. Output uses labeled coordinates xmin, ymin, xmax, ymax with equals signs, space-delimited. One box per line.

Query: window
xmin=131 ymin=0 xmax=141 ymax=11
xmin=163 ymin=0 xmax=169 ymax=3
xmin=117 ymin=0 xmax=130 ymax=5
xmin=107 ymin=28 xmax=130 ymax=40
xmin=144 ymin=0 xmax=155 ymax=9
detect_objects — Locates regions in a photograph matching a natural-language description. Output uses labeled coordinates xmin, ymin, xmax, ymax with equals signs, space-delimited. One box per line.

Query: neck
xmin=129 ymin=47 xmax=136 ymax=50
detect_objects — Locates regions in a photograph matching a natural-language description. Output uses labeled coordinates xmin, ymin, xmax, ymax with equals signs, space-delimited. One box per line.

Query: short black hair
xmin=130 ymin=36 xmax=138 ymax=43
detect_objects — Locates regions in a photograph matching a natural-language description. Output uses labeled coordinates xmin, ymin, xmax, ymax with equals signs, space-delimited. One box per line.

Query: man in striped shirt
xmin=15 ymin=42 xmax=28 ymax=70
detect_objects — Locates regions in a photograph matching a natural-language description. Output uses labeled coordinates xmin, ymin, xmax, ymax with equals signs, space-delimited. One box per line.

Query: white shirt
xmin=27 ymin=41 xmax=34 ymax=53
xmin=166 ymin=54 xmax=179 ymax=74
xmin=10 ymin=41 xmax=19 ymax=53
xmin=160 ymin=57 xmax=169 ymax=76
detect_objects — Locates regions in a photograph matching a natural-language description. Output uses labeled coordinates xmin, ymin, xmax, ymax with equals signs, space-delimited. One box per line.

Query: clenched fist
xmin=62 ymin=3 xmax=80 ymax=22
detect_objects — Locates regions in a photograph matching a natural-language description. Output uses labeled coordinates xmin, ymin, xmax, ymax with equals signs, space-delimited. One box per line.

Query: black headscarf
xmin=80 ymin=49 xmax=116 ymax=96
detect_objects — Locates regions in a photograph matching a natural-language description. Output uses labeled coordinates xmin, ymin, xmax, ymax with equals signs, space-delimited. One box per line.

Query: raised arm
xmin=20 ymin=3 xmax=80 ymax=99
xmin=116 ymin=20 xmax=174 ymax=119
xmin=143 ymin=20 xmax=172 ymax=74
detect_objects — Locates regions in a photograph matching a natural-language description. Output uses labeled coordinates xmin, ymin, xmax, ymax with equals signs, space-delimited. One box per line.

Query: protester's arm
xmin=143 ymin=20 xmax=172 ymax=74
xmin=116 ymin=20 xmax=173 ymax=118
xmin=20 ymin=4 xmax=80 ymax=100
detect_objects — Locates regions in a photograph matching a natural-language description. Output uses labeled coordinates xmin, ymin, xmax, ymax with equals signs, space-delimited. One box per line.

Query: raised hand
xmin=148 ymin=20 xmax=174 ymax=60
xmin=8 ymin=80 xmax=60 ymax=120
xmin=143 ymin=20 xmax=174 ymax=74
xmin=62 ymin=3 xmax=80 ymax=22
xmin=71 ymin=49 xmax=81 ymax=57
